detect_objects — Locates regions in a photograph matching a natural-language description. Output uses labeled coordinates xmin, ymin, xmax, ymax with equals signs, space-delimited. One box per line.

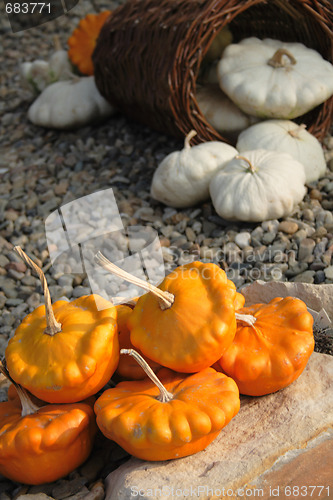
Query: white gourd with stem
xmin=150 ymin=130 xmax=237 ymax=208
xmin=209 ymin=150 xmax=306 ymax=222
xmin=217 ymin=37 xmax=333 ymax=119
xmin=236 ymin=120 xmax=327 ymax=183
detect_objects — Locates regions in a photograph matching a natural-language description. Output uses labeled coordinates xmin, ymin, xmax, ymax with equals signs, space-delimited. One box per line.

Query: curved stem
xmin=267 ymin=48 xmax=297 ymax=68
xmin=235 ymin=312 xmax=257 ymax=327
xmin=236 ymin=155 xmax=257 ymax=174
xmin=95 ymin=251 xmax=174 ymax=310
xmin=120 ymin=349 xmax=173 ymax=402
xmin=0 ymin=360 xmax=39 ymax=416
xmin=288 ymin=123 xmax=307 ymax=138
xmin=14 ymin=246 xmax=62 ymax=336
xmin=184 ymin=130 xmax=197 ymax=149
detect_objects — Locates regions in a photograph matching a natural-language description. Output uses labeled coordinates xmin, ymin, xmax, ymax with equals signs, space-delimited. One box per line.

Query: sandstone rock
xmin=241 ymin=280 xmax=333 ymax=319
xmin=16 ymin=495 xmax=54 ymax=500
xmin=105 ymin=353 xmax=333 ymax=500
xmin=248 ymin=430 xmax=333 ymax=496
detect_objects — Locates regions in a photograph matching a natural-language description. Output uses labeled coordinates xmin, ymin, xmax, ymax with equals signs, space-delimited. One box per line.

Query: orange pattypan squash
xmin=234 ymin=291 xmax=245 ymax=310
xmin=128 ymin=261 xmax=237 ymax=372
xmin=95 ymin=254 xmax=237 ymax=373
xmin=216 ymin=297 xmax=314 ymax=396
xmin=0 ymin=364 xmax=97 ymax=485
xmin=95 ymin=349 xmax=240 ymax=461
xmin=5 ymin=247 xmax=119 ymax=403
xmin=116 ymin=305 xmax=161 ymax=380
xmin=68 ymin=11 xmax=111 ymax=75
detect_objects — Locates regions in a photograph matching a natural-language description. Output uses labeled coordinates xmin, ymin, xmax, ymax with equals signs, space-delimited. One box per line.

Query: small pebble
xmin=298 ymin=238 xmax=315 ymax=263
xmin=26 ymin=292 xmax=42 ymax=309
xmin=309 ymin=189 xmax=322 ymax=201
xmin=72 ymin=286 xmax=91 ymax=298
xmin=278 ymin=221 xmax=299 ymax=234
xmin=291 ymin=270 xmax=316 ymax=283
xmin=234 ymin=232 xmax=251 ymax=249
xmin=324 ymin=265 xmax=333 ymax=280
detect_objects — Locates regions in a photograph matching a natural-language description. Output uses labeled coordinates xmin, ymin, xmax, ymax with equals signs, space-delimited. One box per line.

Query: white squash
xmin=21 ymin=60 xmax=52 ymax=94
xmin=209 ymin=150 xmax=306 ymax=222
xmin=150 ymin=130 xmax=237 ymax=208
xmin=28 ymin=76 xmax=116 ymax=129
xmin=217 ymin=37 xmax=333 ymax=119
xmin=236 ymin=120 xmax=327 ymax=183
xmin=196 ymin=84 xmax=258 ymax=135
xmin=20 ymin=39 xmax=73 ymax=94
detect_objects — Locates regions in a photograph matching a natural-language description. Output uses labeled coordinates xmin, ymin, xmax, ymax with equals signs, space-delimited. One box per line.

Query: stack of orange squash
xmin=0 ymin=246 xmax=314 ymax=484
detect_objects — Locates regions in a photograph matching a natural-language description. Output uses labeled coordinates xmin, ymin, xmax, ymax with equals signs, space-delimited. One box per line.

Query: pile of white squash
xmin=151 ymin=33 xmax=333 ymax=222
xmin=21 ymin=39 xmax=116 ymax=130
xmin=21 ymin=31 xmax=333 ymax=223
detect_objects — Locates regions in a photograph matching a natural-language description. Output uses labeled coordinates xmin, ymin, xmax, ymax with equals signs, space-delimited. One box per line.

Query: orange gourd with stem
xmin=216 ymin=297 xmax=314 ymax=396
xmin=5 ymin=246 xmax=119 ymax=403
xmin=0 ymin=361 xmax=97 ymax=485
xmin=94 ymin=349 xmax=240 ymax=461
xmin=95 ymin=254 xmax=246 ymax=373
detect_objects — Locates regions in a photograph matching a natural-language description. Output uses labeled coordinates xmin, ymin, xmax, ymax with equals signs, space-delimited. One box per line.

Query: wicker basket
xmin=93 ymin=0 xmax=333 ymax=144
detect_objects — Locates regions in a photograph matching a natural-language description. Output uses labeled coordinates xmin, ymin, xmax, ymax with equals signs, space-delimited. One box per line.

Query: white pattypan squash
xmin=236 ymin=120 xmax=326 ymax=183
xmin=20 ymin=39 xmax=73 ymax=94
xmin=150 ymin=130 xmax=237 ymax=208
xmin=217 ymin=37 xmax=333 ymax=119
xmin=28 ymin=76 xmax=116 ymax=129
xmin=197 ymin=84 xmax=258 ymax=135
xmin=209 ymin=150 xmax=306 ymax=222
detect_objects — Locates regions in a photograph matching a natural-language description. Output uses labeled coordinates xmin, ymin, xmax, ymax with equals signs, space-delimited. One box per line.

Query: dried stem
xmin=0 ymin=360 xmax=39 ymax=416
xmin=235 ymin=313 xmax=257 ymax=327
xmin=120 ymin=349 xmax=173 ymax=402
xmin=184 ymin=130 xmax=197 ymax=149
xmin=14 ymin=246 xmax=62 ymax=336
xmin=288 ymin=123 xmax=307 ymax=138
xmin=236 ymin=155 xmax=257 ymax=174
xmin=267 ymin=48 xmax=297 ymax=68
xmin=94 ymin=251 xmax=174 ymax=310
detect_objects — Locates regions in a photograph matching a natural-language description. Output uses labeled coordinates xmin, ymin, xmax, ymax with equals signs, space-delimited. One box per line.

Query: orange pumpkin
xmin=234 ymin=291 xmax=245 ymax=310
xmin=94 ymin=349 xmax=240 ymax=461
xmin=68 ymin=11 xmax=111 ymax=75
xmin=5 ymin=247 xmax=119 ymax=403
xmin=0 ymin=364 xmax=97 ymax=485
xmin=116 ymin=305 xmax=161 ymax=380
xmin=128 ymin=262 xmax=237 ymax=372
xmin=216 ymin=297 xmax=314 ymax=396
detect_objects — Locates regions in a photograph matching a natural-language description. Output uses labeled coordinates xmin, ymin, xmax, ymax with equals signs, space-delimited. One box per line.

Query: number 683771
xmin=6 ymin=3 xmax=51 ymax=14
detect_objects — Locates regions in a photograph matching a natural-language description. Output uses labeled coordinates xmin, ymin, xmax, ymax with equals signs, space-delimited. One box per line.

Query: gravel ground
xmin=0 ymin=0 xmax=333 ymax=497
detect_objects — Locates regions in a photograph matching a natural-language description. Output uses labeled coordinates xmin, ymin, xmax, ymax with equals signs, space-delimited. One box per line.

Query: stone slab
xmin=241 ymin=281 xmax=333 ymax=319
xmin=245 ymin=431 xmax=333 ymax=499
xmin=105 ymin=353 xmax=333 ymax=499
